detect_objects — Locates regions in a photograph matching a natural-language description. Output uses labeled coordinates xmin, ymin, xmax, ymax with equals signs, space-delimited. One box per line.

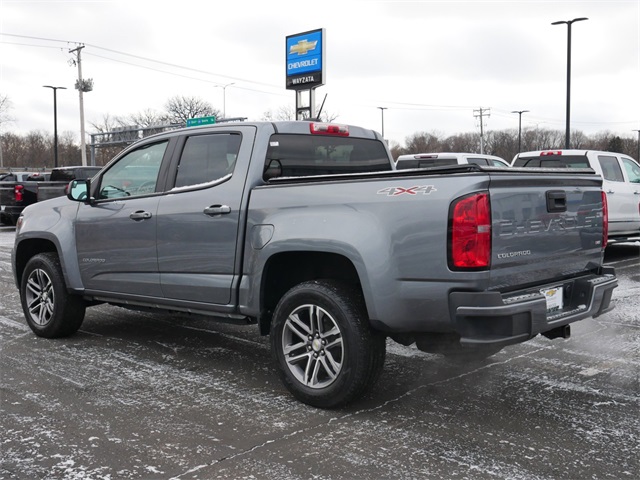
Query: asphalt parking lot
xmin=1 ymin=226 xmax=638 ymax=479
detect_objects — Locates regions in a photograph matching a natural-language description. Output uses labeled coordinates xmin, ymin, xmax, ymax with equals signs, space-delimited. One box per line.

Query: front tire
xmin=271 ymin=280 xmax=385 ymax=408
xmin=20 ymin=252 xmax=86 ymax=338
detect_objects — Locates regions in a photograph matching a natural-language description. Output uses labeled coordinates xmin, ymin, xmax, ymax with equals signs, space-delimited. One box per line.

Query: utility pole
xmin=69 ymin=45 xmax=88 ymax=166
xmin=473 ymin=107 xmax=490 ymax=154
xmin=634 ymin=130 xmax=640 ymax=161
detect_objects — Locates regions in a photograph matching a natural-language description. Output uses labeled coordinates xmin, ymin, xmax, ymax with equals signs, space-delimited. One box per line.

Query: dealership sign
xmin=286 ymin=28 xmax=325 ymax=90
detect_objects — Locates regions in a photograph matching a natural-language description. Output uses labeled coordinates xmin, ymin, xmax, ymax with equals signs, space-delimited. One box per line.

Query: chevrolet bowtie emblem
xmin=290 ymin=39 xmax=317 ymax=56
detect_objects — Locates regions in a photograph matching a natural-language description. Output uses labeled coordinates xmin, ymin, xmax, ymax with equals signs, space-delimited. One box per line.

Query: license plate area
xmin=541 ymin=286 xmax=563 ymax=313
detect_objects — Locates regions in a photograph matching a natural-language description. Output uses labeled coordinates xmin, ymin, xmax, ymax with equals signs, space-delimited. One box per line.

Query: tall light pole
xmin=215 ymin=83 xmax=235 ymax=119
xmin=552 ymin=17 xmax=588 ymax=149
xmin=633 ymin=129 xmax=640 ymax=161
xmin=511 ymin=110 xmax=529 ymax=153
xmin=377 ymin=107 xmax=387 ymax=139
xmin=43 ymin=85 xmax=67 ymax=168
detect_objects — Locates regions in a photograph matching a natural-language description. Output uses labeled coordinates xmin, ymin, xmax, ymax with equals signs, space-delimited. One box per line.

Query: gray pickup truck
xmin=12 ymin=121 xmax=617 ymax=407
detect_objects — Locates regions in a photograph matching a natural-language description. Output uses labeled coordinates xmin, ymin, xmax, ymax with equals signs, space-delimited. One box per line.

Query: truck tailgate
xmin=489 ymin=170 xmax=605 ymax=291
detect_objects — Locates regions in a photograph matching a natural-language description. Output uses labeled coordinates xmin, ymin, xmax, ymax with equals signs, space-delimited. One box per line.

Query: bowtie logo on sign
xmin=289 ymin=39 xmax=317 ymax=56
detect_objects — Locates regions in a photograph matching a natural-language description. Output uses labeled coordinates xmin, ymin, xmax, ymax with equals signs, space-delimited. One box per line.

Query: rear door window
xmin=175 ymin=133 xmax=241 ymax=188
xmin=597 ymin=155 xmax=624 ymax=182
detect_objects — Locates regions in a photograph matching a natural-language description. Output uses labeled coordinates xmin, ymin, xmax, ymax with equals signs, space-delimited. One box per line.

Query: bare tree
xmin=572 ymin=130 xmax=589 ymax=149
xmin=262 ymin=105 xmax=295 ymax=121
xmin=164 ymin=96 xmax=219 ymax=125
xmin=262 ymin=104 xmax=338 ymax=123
xmin=23 ymin=131 xmax=50 ymax=169
xmin=128 ymin=108 xmax=169 ymax=128
xmin=443 ymin=132 xmax=480 ymax=153
xmin=589 ymin=131 xmax=616 ymax=151
xmin=484 ymin=130 xmax=518 ymax=160
xmin=401 ymin=131 xmax=443 ymax=155
xmin=1 ymin=132 xmax=23 ymax=168
xmin=57 ymin=131 xmax=82 ymax=166
xmin=89 ymin=113 xmax=128 ymax=133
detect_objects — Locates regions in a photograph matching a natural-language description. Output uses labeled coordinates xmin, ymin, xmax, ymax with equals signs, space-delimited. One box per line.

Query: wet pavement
xmin=1 ymin=227 xmax=638 ymax=479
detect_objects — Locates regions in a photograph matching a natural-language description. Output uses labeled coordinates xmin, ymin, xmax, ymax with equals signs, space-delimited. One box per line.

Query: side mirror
xmin=67 ymin=179 xmax=91 ymax=202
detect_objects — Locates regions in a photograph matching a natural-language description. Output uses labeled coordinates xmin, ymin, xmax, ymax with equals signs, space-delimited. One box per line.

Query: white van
xmin=512 ymin=150 xmax=640 ymax=242
xmin=395 ymin=152 xmax=510 ymax=169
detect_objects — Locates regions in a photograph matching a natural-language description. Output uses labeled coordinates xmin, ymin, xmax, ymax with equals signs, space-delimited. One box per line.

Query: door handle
xmin=203 ymin=205 xmax=231 ymax=216
xmin=606 ymin=190 xmax=615 ymax=194
xmin=129 ymin=210 xmax=152 ymax=220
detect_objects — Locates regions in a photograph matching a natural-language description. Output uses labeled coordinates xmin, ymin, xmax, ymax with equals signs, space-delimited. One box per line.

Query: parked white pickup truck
xmin=512 ymin=150 xmax=640 ymax=243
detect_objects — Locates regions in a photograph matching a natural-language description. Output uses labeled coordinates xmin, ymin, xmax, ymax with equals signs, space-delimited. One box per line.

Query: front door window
xmin=98 ymin=141 xmax=168 ymax=199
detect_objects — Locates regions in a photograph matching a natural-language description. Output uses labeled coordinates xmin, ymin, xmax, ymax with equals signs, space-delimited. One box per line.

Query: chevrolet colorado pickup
xmin=12 ymin=121 xmax=617 ymax=407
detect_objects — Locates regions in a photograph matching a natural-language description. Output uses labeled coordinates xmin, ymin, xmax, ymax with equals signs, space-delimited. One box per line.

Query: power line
xmin=84 ymin=52 xmax=288 ymax=98
xmin=1 ymin=32 xmax=282 ymax=91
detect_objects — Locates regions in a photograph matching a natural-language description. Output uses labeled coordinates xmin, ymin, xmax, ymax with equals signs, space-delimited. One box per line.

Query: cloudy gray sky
xmin=1 ymin=0 xmax=639 ymax=146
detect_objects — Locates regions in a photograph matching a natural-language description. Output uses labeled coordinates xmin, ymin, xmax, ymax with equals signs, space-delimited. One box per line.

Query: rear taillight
xmin=449 ymin=192 xmax=491 ymax=269
xmin=14 ymin=185 xmax=24 ymax=202
xmin=602 ymin=191 xmax=608 ymax=249
xmin=541 ymin=151 xmax=563 ymax=156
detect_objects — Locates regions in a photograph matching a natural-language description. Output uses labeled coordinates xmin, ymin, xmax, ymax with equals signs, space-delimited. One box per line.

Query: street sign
xmin=186 ymin=116 xmax=216 ymax=127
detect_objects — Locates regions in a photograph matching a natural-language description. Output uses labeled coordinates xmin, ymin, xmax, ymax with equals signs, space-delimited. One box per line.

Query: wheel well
xmin=14 ymin=239 xmax=57 ymax=286
xmin=259 ymin=252 xmax=362 ymax=335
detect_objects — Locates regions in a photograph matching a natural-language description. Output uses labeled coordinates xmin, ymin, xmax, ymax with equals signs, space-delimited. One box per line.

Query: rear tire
xmin=20 ymin=252 xmax=86 ymax=338
xmin=271 ymin=280 xmax=385 ymax=408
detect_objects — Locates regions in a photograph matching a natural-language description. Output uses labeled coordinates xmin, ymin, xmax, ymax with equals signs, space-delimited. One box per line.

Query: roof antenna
xmin=311 ymin=94 xmax=327 ymax=122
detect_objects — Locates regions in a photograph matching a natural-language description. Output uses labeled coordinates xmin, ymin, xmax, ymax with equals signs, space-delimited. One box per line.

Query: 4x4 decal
xmin=377 ymin=185 xmax=437 ymax=196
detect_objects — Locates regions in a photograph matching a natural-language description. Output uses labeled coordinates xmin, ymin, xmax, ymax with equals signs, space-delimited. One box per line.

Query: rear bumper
xmin=449 ymin=267 xmax=617 ymax=347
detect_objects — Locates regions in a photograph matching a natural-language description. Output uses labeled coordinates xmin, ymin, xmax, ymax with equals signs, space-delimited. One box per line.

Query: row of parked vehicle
xmin=0 ymin=166 xmax=101 ymax=225
xmin=394 ymin=149 xmax=640 ymax=243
